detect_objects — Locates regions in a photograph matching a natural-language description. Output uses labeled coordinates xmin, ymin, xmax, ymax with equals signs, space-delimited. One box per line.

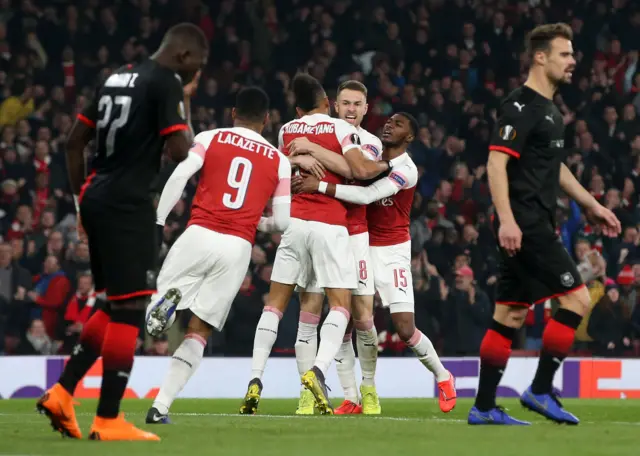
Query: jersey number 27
xmin=223 ymin=156 xmax=253 ymax=209
xmin=96 ymin=95 xmax=132 ymax=157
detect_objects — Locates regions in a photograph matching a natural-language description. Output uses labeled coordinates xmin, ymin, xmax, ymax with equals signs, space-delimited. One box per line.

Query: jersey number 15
xmin=96 ymin=95 xmax=132 ymax=157
xmin=223 ymin=156 xmax=253 ymax=209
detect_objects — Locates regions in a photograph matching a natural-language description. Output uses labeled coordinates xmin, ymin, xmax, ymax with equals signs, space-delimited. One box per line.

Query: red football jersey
xmin=345 ymin=126 xmax=383 ymax=236
xmin=367 ymin=153 xmax=418 ymax=246
xmin=279 ymin=113 xmax=361 ymax=226
xmin=188 ymin=127 xmax=291 ymax=244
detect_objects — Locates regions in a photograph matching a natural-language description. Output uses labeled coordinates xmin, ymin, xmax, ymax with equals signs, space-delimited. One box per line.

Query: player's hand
xmin=76 ymin=214 xmax=87 ymax=242
xmin=498 ymin=220 xmax=522 ymax=257
xmin=293 ymin=154 xmax=325 ymax=180
xmin=292 ymin=175 xmax=320 ymax=194
xmin=586 ymin=204 xmax=621 ymax=238
xmin=183 ymin=70 xmax=201 ymax=97
xmin=288 ymin=137 xmax=321 ymax=156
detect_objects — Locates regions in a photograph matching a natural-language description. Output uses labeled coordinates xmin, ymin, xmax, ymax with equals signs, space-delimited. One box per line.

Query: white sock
xmin=408 ymin=329 xmax=449 ymax=382
xmin=250 ymin=306 xmax=282 ymax=380
xmin=295 ymin=312 xmax=319 ymax=377
xmin=335 ymin=333 xmax=358 ymax=403
xmin=153 ymin=333 xmax=206 ymax=415
xmin=314 ymin=307 xmax=349 ymax=376
xmin=355 ymin=318 xmax=378 ymax=387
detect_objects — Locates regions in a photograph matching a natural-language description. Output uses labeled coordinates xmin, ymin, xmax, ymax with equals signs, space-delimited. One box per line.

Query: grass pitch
xmin=0 ymin=398 xmax=638 ymax=456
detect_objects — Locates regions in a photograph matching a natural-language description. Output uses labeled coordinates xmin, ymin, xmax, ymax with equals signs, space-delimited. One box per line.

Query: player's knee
xmin=494 ymin=304 xmax=527 ymax=328
xmin=187 ymin=315 xmax=213 ymax=340
xmin=325 ymin=288 xmax=352 ymax=311
xmin=391 ymin=313 xmax=415 ymax=342
xmin=558 ymin=287 xmax=591 ymax=317
xmin=351 ymin=296 xmax=373 ymax=321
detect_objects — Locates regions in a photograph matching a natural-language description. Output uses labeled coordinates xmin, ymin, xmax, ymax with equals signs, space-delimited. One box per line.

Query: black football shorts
xmin=80 ymin=197 xmax=158 ymax=301
xmin=495 ymin=224 xmax=584 ymax=307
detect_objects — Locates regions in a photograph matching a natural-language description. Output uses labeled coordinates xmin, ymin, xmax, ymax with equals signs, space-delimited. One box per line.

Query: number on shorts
xmin=393 ymin=268 xmax=407 ymax=288
xmin=223 ymin=156 xmax=253 ymax=209
xmin=358 ymin=260 xmax=368 ymax=281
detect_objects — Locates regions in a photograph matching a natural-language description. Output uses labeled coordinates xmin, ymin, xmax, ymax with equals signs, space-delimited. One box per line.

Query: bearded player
xmin=294 ymin=113 xmax=457 ymax=414
xmin=468 ymin=23 xmax=620 ymax=425
xmin=286 ymin=80 xmax=382 ymax=415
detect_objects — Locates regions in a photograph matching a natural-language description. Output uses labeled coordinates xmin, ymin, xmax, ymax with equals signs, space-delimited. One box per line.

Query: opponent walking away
xmin=36 ymin=24 xmax=208 ymax=441
xmin=143 ymin=87 xmax=291 ymax=424
xmin=468 ymin=23 xmax=620 ymax=426
xmin=286 ymin=80 xmax=382 ymax=415
xmin=294 ymin=113 xmax=457 ymax=413
xmin=240 ymin=74 xmax=392 ymax=415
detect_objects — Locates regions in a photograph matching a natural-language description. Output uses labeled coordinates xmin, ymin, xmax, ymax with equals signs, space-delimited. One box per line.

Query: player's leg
xmin=89 ymin=206 xmax=159 ymax=441
xmin=373 ymin=241 xmax=454 ymax=413
xmin=301 ymin=223 xmax=355 ymax=414
xmin=469 ymin=249 xmax=531 ymax=425
xmin=145 ymin=225 xmax=222 ymax=422
xmin=37 ymin=202 xmax=106 ymax=439
xmin=241 ymin=219 xmax=307 ymax=413
xmin=294 ymin=287 xmax=323 ymax=415
xmin=520 ymin=238 xmax=587 ymax=424
xmin=334 ymin=315 xmax=360 ymax=413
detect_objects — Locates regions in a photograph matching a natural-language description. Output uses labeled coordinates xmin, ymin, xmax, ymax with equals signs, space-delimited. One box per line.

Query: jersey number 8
xmin=223 ymin=156 xmax=253 ymax=209
xmin=96 ymin=95 xmax=132 ymax=157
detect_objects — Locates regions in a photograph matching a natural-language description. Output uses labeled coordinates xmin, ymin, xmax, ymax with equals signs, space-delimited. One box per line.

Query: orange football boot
xmin=438 ymin=371 xmax=457 ymax=413
xmin=334 ymin=400 xmax=363 ymax=415
xmin=89 ymin=413 xmax=160 ymax=441
xmin=36 ymin=383 xmax=82 ymax=439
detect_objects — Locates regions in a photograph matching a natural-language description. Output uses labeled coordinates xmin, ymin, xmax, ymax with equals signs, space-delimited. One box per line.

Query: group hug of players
xmin=36 ymin=23 xmax=624 ymax=441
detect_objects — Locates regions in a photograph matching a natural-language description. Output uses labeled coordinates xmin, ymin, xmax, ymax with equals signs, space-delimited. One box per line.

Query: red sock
xmin=79 ymin=309 xmax=111 ymax=352
xmin=97 ymin=322 xmax=139 ymax=418
xmin=541 ymin=319 xmax=575 ymax=357
xmin=480 ymin=329 xmax=512 ymax=367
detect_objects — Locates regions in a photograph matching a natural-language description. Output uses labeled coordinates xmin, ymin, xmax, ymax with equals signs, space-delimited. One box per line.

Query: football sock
xmin=153 ymin=333 xmax=207 ymax=415
xmin=335 ymin=332 xmax=358 ymax=403
xmin=250 ymin=306 xmax=282 ymax=380
xmin=407 ymin=329 xmax=449 ymax=382
xmin=531 ymin=308 xmax=582 ymax=395
xmin=59 ymin=308 xmax=110 ymax=395
xmin=295 ymin=312 xmax=319 ymax=377
xmin=97 ymin=308 xmax=143 ymax=418
xmin=355 ymin=318 xmax=378 ymax=387
xmin=314 ymin=307 xmax=349 ymax=376
xmin=475 ymin=320 xmax=516 ymax=411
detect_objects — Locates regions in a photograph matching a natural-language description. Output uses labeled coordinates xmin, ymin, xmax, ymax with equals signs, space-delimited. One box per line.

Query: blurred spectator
xmin=29 ymin=255 xmax=70 ymax=338
xmin=58 ymin=272 xmax=95 ymax=354
xmin=588 ymin=281 xmax=633 ymax=357
xmin=0 ymin=241 xmax=32 ymax=341
xmin=145 ymin=334 xmax=170 ymax=356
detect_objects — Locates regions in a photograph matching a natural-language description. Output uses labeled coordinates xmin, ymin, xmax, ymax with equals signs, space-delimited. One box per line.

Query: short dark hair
xmin=292 ymin=73 xmax=325 ymax=112
xmin=396 ymin=112 xmax=419 ymax=137
xmin=526 ymin=23 xmax=573 ymax=59
xmin=235 ymin=86 xmax=270 ymax=123
xmin=337 ymin=80 xmax=368 ymax=97
xmin=164 ymin=22 xmax=209 ymax=51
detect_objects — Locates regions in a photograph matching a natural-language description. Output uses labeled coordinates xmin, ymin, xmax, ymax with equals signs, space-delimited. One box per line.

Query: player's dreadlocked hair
xmin=292 ymin=73 xmax=326 ymax=113
xmin=396 ymin=112 xmax=419 ymax=138
xmin=235 ymin=86 xmax=270 ymax=123
xmin=526 ymin=23 xmax=573 ymax=61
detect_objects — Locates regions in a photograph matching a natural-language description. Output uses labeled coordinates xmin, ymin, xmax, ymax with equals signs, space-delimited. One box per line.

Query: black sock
xmin=96 ymin=308 xmax=143 ymax=418
xmin=531 ymin=308 xmax=582 ymax=395
xmin=474 ymin=320 xmax=516 ymax=412
xmin=59 ymin=308 xmax=111 ymax=395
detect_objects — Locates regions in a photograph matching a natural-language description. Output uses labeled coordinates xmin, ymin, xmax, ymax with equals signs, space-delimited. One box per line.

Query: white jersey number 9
xmin=223 ymin=156 xmax=253 ymax=209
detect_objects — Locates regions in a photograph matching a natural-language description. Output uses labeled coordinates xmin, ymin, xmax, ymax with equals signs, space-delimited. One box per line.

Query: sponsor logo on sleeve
xmin=389 ymin=171 xmax=406 ymax=188
xmin=499 ymin=125 xmax=516 ymax=141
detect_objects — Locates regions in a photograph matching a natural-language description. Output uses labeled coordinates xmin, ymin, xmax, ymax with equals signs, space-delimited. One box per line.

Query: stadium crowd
xmin=1 ymin=0 xmax=640 ymax=359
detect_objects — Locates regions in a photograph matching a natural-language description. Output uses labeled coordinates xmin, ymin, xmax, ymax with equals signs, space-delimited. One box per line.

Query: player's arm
xmin=156 ymin=140 xmax=206 ymax=227
xmin=288 ymin=138 xmax=352 ymax=178
xmin=559 ymin=163 xmax=599 ymax=210
xmin=486 ymin=151 xmax=516 ymax=225
xmin=312 ymin=168 xmax=413 ymax=204
xmin=67 ymin=97 xmax=99 ymax=210
xmin=336 ymin=122 xmax=390 ymax=180
xmin=157 ymin=73 xmax=191 ymax=163
xmin=258 ymin=156 xmax=291 ymax=233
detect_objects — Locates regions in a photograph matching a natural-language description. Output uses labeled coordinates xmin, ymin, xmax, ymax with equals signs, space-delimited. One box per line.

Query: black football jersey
xmin=77 ymin=59 xmax=187 ymax=208
xmin=489 ymin=86 xmax=567 ymax=229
